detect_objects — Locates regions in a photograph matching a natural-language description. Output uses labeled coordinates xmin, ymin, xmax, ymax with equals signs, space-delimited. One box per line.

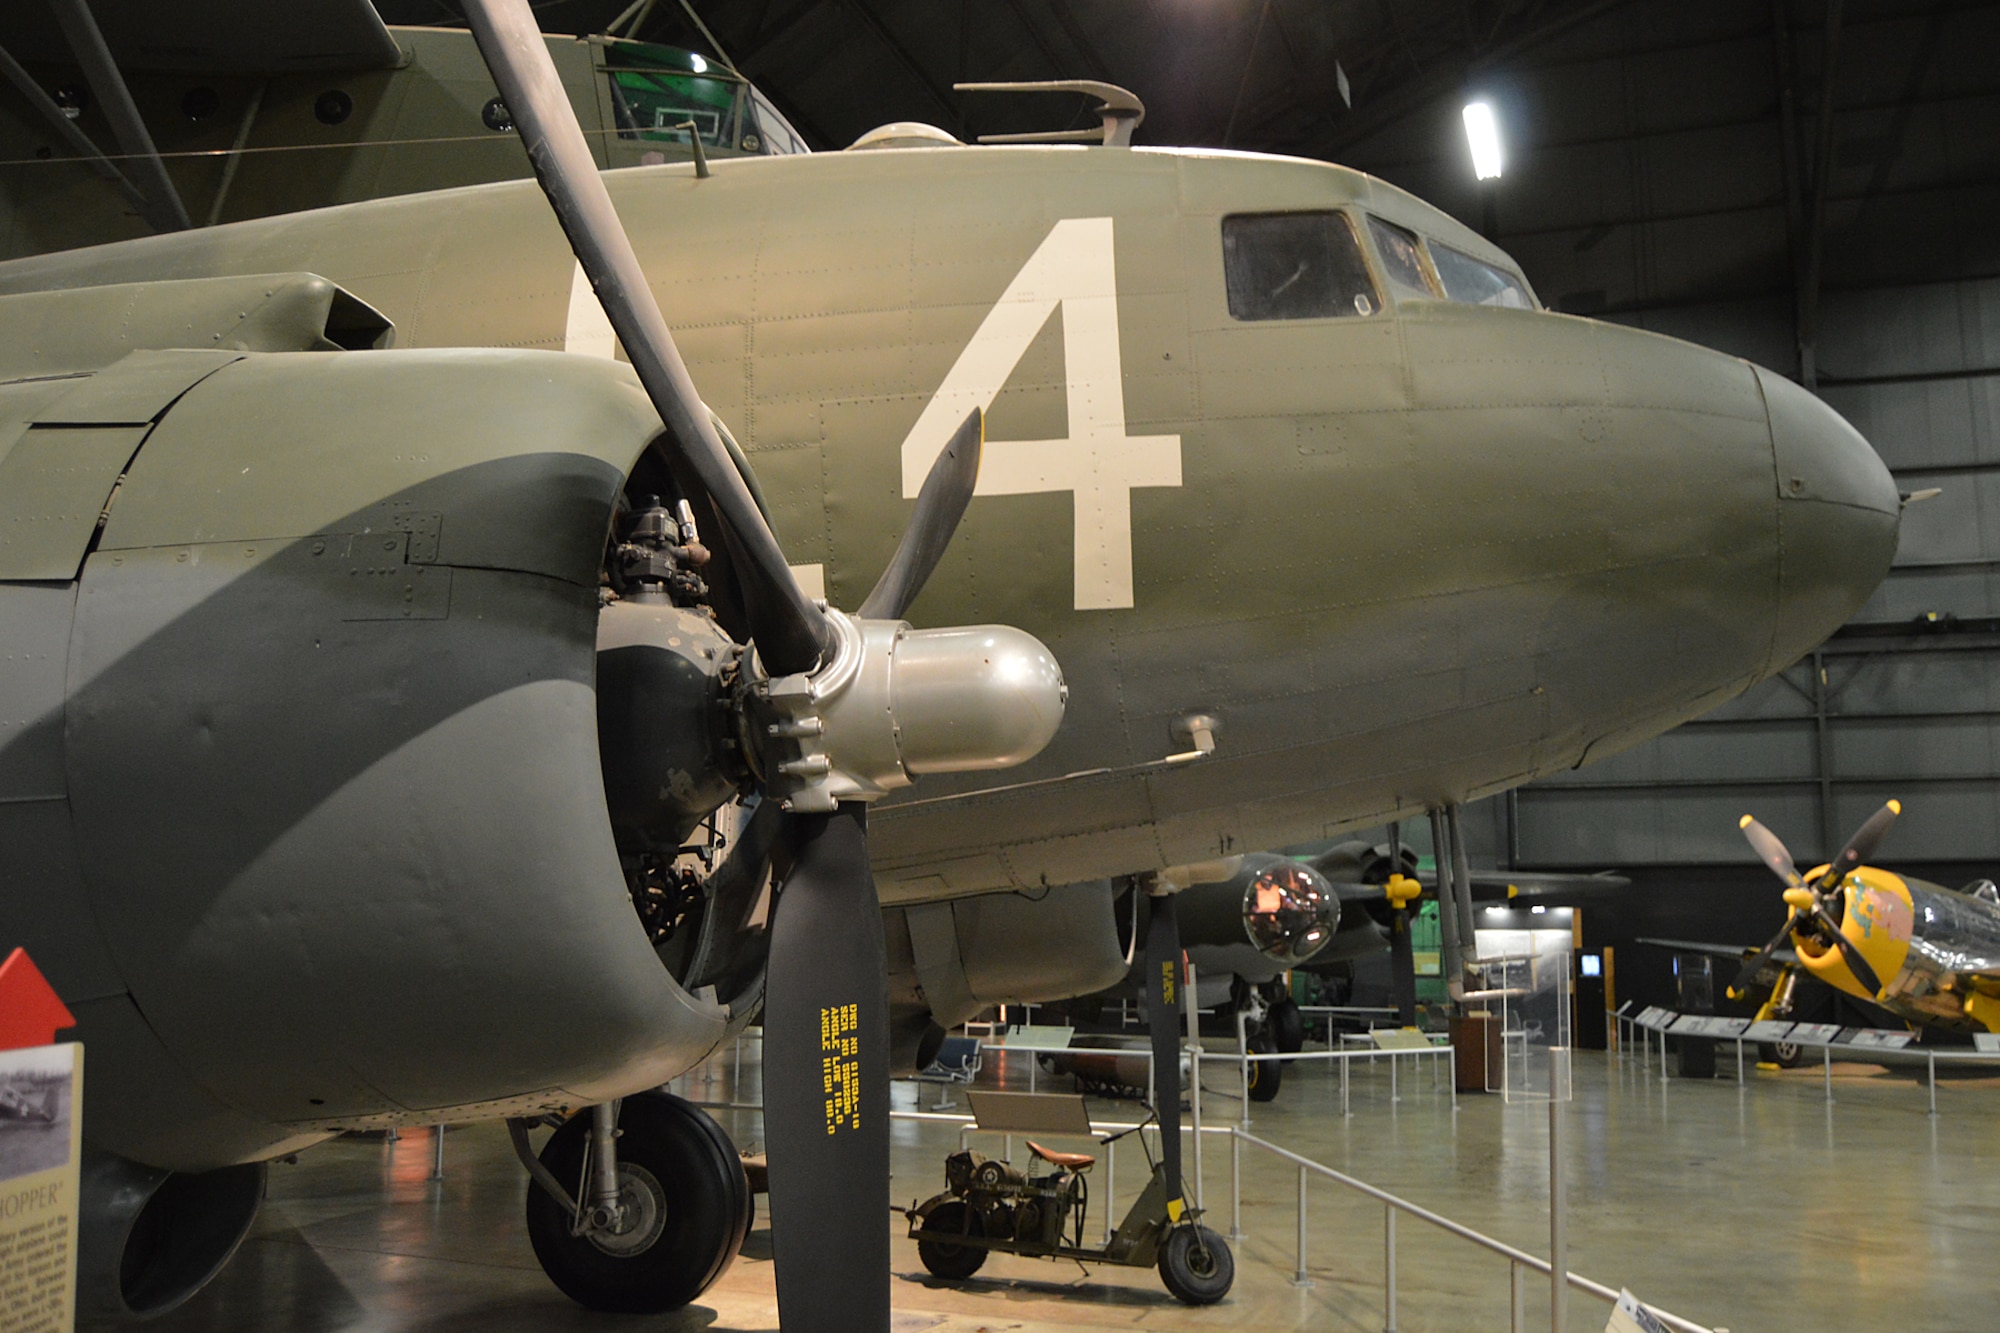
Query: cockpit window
xmin=746 ymin=90 xmax=812 ymax=155
xmin=1222 ymin=212 xmax=1380 ymax=321
xmin=605 ymin=54 xmax=742 ymax=148
xmin=1367 ymin=216 xmax=1436 ymax=297
xmin=1430 ymin=243 xmax=1534 ymax=309
xmin=600 ymin=41 xmax=810 ymax=156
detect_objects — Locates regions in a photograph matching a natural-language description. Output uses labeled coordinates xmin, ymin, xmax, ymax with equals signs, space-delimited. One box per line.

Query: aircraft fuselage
xmin=0 ymin=143 xmax=1899 ymax=903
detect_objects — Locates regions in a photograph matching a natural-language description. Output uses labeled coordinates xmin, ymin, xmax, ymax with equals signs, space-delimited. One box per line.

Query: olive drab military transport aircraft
xmin=0 ymin=0 xmax=1904 ymax=1324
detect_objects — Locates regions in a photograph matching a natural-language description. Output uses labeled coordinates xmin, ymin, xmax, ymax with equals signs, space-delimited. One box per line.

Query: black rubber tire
xmin=1158 ymin=1224 xmax=1234 ymax=1305
xmin=1246 ymin=1033 xmax=1283 ymax=1102
xmin=1768 ymin=1040 xmax=1806 ymax=1069
xmin=916 ymin=1200 xmax=987 ymax=1280
xmin=1269 ymin=999 xmax=1305 ymax=1054
xmin=525 ymin=1092 xmax=751 ymax=1313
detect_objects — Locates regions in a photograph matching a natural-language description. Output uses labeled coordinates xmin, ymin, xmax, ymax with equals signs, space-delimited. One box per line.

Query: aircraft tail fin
xmin=39 ymin=1087 xmax=59 ymax=1122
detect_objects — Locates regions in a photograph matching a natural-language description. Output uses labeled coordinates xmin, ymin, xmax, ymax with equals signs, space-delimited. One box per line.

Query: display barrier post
xmin=1292 ymin=1164 xmax=1312 ymax=1288
xmin=1477 ymin=945 xmax=1573 ymax=1333
xmin=1550 ymin=1074 xmax=1568 ymax=1333
xmin=1229 ymin=1128 xmax=1245 ymax=1241
xmin=1237 ymin=1006 xmax=1252 ymax=1127
xmin=1384 ymin=1202 xmax=1398 ymax=1331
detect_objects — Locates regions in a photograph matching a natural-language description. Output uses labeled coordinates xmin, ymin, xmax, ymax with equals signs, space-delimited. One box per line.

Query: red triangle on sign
xmin=0 ymin=949 xmax=76 ymax=1051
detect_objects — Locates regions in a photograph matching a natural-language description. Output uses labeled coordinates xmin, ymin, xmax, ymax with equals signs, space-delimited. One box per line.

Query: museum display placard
xmin=1844 ymin=1029 xmax=1915 ymax=1050
xmin=1605 ymin=1288 xmax=1669 ymax=1333
xmin=0 ymin=1043 xmax=80 ymax=1332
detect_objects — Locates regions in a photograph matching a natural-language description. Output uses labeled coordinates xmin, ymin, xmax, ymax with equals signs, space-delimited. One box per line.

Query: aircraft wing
xmin=1309 ymin=864 xmax=1631 ymax=903
xmin=1467 ymin=869 xmax=1631 ymax=899
xmin=1634 ymin=936 xmax=1797 ymax=966
xmin=0 ymin=0 xmax=401 ymax=73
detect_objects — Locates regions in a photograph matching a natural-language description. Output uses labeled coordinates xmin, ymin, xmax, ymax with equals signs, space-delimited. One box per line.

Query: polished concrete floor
xmin=116 ymin=1040 xmax=2000 ymax=1332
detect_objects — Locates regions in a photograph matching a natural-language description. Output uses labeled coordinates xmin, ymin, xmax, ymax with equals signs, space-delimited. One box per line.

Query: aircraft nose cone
xmin=1754 ymin=365 xmax=1900 ymax=666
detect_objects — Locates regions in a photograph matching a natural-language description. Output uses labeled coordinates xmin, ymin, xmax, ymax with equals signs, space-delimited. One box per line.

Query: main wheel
xmin=1158 ymin=1224 xmax=1234 ymax=1305
xmin=525 ymin=1091 xmax=751 ymax=1313
xmin=1269 ymin=998 xmax=1305 ymax=1054
xmin=1246 ymin=1033 xmax=1283 ymax=1102
xmin=1760 ymin=1040 xmax=1806 ymax=1069
xmin=916 ymin=1200 xmax=987 ymax=1280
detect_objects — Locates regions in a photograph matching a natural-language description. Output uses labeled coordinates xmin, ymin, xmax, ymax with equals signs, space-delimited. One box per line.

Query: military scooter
xmin=904 ymin=1112 xmax=1233 ymax=1305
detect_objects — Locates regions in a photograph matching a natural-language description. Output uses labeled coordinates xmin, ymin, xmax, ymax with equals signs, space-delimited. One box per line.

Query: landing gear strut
xmin=511 ymin=1090 xmax=751 ymax=1313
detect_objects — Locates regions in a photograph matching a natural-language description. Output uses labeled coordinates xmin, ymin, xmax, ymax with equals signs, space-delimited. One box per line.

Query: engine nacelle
xmin=0 ymin=348 xmax=738 ymax=1174
xmin=77 ymin=1151 xmax=265 ymax=1321
xmin=885 ymin=881 xmax=1128 ymax=1068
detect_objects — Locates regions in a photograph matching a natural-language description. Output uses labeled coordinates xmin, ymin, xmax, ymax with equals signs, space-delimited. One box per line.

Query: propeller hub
xmin=1782 ymin=887 xmax=1816 ymax=913
xmin=742 ymin=612 xmax=1066 ymax=813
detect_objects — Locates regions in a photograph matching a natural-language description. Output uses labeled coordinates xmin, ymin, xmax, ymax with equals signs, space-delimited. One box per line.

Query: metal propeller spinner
xmin=1728 ymin=800 xmax=1900 ymax=1001
xmin=462 ymin=5 xmax=1066 ymax=1328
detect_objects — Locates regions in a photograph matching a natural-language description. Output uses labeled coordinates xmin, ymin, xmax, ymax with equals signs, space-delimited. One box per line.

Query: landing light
xmin=1463 ymin=101 xmax=1503 ymax=180
xmin=690 ymin=53 xmax=709 ymax=73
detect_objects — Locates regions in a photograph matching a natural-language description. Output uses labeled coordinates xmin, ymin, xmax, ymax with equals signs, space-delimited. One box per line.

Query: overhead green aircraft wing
xmin=0 ymin=0 xmax=400 ymax=73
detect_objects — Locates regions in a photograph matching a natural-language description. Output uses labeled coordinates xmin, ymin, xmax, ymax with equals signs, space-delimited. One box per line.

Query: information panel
xmin=0 ymin=1043 xmax=80 ymax=1332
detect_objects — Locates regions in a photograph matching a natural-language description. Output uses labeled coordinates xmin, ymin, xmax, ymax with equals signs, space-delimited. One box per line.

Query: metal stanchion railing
xmin=1196 ymin=1042 xmax=1455 ymax=1114
xmin=1230 ymin=1126 xmax=1716 ymax=1333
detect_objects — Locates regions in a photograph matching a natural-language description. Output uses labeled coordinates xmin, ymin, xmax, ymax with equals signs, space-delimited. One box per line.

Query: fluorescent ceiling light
xmin=1463 ymin=101 xmax=1503 ymax=180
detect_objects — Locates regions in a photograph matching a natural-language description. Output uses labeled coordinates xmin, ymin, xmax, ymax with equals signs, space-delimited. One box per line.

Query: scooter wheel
xmin=1158 ymin=1224 xmax=1234 ymax=1305
xmin=916 ymin=1201 xmax=987 ymax=1280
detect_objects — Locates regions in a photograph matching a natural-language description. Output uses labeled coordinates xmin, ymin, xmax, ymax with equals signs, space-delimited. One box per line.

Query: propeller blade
xmin=761 ymin=805 xmax=889 ymax=1333
xmin=1817 ymin=799 xmax=1902 ymax=888
xmin=857 ymin=409 xmax=983 ymax=620
xmin=461 ymin=0 xmax=828 ymax=675
xmin=1726 ymin=913 xmax=1802 ymax=998
xmin=1738 ymin=815 xmax=1807 ymax=890
xmin=1143 ymin=889 xmax=1187 ymax=1212
xmin=1814 ymin=906 xmax=1884 ymax=997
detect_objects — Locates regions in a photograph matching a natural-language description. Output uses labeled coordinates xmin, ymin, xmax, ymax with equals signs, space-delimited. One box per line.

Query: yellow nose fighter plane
xmin=0 ymin=4 xmax=1903 ymax=1326
xmin=1729 ymin=802 xmax=2000 ymax=1036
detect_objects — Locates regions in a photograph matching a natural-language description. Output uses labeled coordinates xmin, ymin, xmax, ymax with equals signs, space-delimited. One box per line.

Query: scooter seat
xmin=1026 ymin=1140 xmax=1095 ymax=1171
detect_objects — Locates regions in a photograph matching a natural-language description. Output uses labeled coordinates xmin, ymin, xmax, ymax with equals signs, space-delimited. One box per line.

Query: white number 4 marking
xmin=899 ymin=217 xmax=1181 ymax=610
